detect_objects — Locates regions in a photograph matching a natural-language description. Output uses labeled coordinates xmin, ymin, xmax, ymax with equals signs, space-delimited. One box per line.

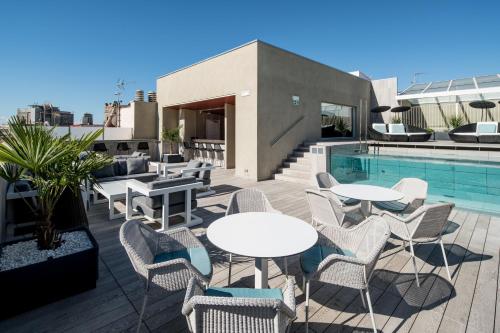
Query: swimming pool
xmin=330 ymin=153 xmax=500 ymax=215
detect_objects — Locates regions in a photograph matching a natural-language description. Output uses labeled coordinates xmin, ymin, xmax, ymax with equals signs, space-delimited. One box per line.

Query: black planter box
xmin=162 ymin=153 xmax=183 ymax=163
xmin=0 ymin=227 xmax=99 ymax=319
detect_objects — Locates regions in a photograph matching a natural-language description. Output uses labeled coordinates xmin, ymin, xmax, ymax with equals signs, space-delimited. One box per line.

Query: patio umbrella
xmin=390 ymin=106 xmax=411 ymax=113
xmin=370 ymin=106 xmax=391 ymax=113
xmin=469 ymin=100 xmax=496 ymax=121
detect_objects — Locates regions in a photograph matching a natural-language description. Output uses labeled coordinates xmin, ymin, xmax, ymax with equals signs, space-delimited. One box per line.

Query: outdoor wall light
xmin=292 ymin=95 xmax=300 ymax=106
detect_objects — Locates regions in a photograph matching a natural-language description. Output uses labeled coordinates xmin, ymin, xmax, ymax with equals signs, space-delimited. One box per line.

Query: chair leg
xmin=409 ymin=240 xmax=420 ymax=287
xmin=365 ymin=288 xmax=377 ymax=333
xmin=284 ymin=257 xmax=288 ymax=279
xmin=228 ymin=253 xmax=232 ymax=286
xmin=359 ymin=289 xmax=367 ymax=309
xmin=305 ymin=280 xmax=310 ymax=307
xmin=305 ymin=279 xmax=310 ymax=333
xmin=402 ymin=240 xmax=407 ymax=252
xmin=439 ymin=238 xmax=452 ymax=281
xmin=137 ymin=294 xmax=148 ymax=333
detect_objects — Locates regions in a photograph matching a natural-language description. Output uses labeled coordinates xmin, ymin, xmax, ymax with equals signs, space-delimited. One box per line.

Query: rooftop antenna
xmin=113 ymin=79 xmax=135 ymax=127
xmin=411 ymin=72 xmax=425 ymax=85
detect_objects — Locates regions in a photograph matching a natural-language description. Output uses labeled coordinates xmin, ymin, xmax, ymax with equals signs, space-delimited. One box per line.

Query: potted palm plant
xmin=0 ymin=117 xmax=112 ymax=318
xmin=161 ymin=125 xmax=183 ymax=163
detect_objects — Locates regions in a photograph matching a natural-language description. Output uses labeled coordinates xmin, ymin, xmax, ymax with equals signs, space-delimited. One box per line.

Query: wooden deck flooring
xmin=1 ymin=168 xmax=499 ymax=332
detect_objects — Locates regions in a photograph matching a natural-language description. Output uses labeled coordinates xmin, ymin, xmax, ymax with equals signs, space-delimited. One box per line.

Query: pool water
xmin=331 ymin=153 xmax=500 ymax=215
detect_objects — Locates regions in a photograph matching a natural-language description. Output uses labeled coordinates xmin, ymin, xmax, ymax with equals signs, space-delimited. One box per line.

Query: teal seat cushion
xmin=154 ymin=247 xmax=212 ymax=277
xmin=372 ymin=200 xmax=409 ymax=212
xmin=477 ymin=122 xmax=497 ymax=134
xmin=205 ymin=287 xmax=283 ymax=300
xmin=340 ymin=196 xmax=361 ymax=206
xmin=301 ymin=245 xmax=356 ymax=274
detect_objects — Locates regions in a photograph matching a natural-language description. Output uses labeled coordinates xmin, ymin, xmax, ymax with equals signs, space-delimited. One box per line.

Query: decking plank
xmin=466 ymin=214 xmax=500 ymax=332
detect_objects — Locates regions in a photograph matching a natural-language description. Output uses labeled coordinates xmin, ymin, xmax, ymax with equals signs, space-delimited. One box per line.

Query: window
xmin=321 ymin=102 xmax=354 ymax=138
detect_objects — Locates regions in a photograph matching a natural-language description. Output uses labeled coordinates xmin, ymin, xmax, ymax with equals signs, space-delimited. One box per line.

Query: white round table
xmin=207 ymin=212 xmax=318 ymax=289
xmin=330 ymin=184 xmax=404 ymax=216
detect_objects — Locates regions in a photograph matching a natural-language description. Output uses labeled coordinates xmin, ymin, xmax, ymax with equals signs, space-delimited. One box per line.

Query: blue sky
xmin=0 ymin=0 xmax=499 ymax=124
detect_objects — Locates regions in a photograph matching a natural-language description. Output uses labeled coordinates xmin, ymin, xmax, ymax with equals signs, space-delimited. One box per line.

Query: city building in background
xmin=81 ymin=113 xmax=93 ymax=125
xmin=16 ymin=103 xmax=74 ymax=126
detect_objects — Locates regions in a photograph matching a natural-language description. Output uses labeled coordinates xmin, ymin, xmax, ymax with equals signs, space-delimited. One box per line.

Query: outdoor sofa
xmin=369 ymin=123 xmax=431 ymax=142
xmin=448 ymin=122 xmax=500 ymax=143
xmin=91 ymin=156 xmax=157 ymax=183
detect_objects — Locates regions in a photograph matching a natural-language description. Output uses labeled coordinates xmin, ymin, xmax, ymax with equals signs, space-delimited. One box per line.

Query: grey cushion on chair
xmin=198 ymin=163 xmax=212 ymax=186
xmin=132 ymin=176 xmax=198 ymax=219
xmin=127 ymin=157 xmax=147 ymax=175
xmin=183 ymin=160 xmax=202 ymax=177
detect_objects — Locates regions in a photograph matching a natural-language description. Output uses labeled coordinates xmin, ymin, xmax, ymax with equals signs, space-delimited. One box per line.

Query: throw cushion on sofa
xmin=127 ymin=157 xmax=147 ymax=175
xmin=93 ymin=164 xmax=115 ymax=178
xmin=113 ymin=159 xmax=128 ymax=176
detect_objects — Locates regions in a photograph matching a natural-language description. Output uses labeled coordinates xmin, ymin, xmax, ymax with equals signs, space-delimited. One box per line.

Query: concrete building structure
xmin=157 ymin=40 xmax=376 ymax=181
xmin=17 ymin=104 xmax=74 ymax=126
xmin=81 ymin=113 xmax=93 ymax=125
xmin=104 ymin=90 xmax=158 ymax=139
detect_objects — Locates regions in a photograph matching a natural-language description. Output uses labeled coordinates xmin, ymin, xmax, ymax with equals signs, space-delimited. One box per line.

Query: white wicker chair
xmin=305 ymin=189 xmax=363 ymax=228
xmin=379 ymin=202 xmax=454 ymax=287
xmin=182 ymin=276 xmax=296 ymax=333
xmin=225 ymin=188 xmax=283 ymax=285
xmin=315 ymin=172 xmax=361 ymax=206
xmin=373 ymin=178 xmax=427 ymax=213
xmin=119 ymin=220 xmax=212 ymax=332
xmin=300 ymin=216 xmax=390 ymax=333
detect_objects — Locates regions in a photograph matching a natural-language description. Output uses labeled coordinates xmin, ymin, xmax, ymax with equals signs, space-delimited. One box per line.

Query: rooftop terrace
xmin=1 ymin=168 xmax=499 ymax=332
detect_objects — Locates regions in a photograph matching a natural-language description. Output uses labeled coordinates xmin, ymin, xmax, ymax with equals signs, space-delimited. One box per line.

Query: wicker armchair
xmin=315 ymin=172 xmax=360 ymax=206
xmin=225 ymin=189 xmax=282 ymax=285
xmin=182 ymin=276 xmax=296 ymax=333
xmin=119 ymin=220 xmax=212 ymax=332
xmin=380 ymin=203 xmax=454 ymax=287
xmin=300 ymin=216 xmax=390 ymax=333
xmin=372 ymin=178 xmax=427 ymax=214
xmin=305 ymin=189 xmax=363 ymax=228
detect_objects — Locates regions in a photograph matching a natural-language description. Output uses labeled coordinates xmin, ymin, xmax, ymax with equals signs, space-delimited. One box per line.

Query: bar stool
xmin=204 ymin=143 xmax=215 ymax=164
xmin=195 ymin=142 xmax=206 ymax=161
xmin=213 ymin=143 xmax=225 ymax=167
xmin=182 ymin=141 xmax=193 ymax=160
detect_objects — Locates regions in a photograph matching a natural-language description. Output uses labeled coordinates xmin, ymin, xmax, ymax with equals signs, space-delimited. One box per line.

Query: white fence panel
xmin=103 ymin=127 xmax=133 ymax=140
xmin=70 ymin=126 xmax=104 ymax=139
xmin=51 ymin=127 xmax=70 ymax=137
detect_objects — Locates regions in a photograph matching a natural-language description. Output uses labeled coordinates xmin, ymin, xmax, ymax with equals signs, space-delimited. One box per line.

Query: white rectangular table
xmin=93 ymin=180 xmax=135 ymax=220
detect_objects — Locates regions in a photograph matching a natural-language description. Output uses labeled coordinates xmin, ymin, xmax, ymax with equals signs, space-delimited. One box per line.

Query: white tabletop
xmin=330 ymin=184 xmax=404 ymax=202
xmin=207 ymin=212 xmax=318 ymax=258
xmin=95 ymin=180 xmax=128 ymax=196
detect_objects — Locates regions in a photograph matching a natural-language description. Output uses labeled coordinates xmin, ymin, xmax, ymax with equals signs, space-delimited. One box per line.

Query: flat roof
xmin=157 ymin=40 xmax=364 ymax=80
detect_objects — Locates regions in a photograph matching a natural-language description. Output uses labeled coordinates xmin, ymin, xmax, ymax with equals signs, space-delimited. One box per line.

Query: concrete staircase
xmin=273 ymin=143 xmax=314 ymax=185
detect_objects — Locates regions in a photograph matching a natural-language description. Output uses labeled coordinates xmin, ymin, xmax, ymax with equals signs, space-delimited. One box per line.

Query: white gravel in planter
xmin=0 ymin=231 xmax=93 ymax=272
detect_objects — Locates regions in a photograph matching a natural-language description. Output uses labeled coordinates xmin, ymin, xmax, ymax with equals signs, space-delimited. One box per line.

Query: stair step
xmin=274 ymin=174 xmax=313 ymax=185
xmin=282 ymin=162 xmax=310 ymax=171
xmin=286 ymin=156 xmax=311 ymax=165
xmin=290 ymin=151 xmax=312 ymax=158
xmin=278 ymin=168 xmax=311 ymax=178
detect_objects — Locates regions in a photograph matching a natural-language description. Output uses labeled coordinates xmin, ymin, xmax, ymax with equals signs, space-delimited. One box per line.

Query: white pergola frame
xmin=398 ymin=74 xmax=500 ymax=102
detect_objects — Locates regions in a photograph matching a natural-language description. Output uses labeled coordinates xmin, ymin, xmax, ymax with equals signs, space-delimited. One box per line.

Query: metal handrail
xmin=270 ymin=115 xmax=304 ymax=146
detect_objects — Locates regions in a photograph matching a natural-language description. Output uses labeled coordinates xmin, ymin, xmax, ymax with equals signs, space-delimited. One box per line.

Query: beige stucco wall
xmin=256 ymin=42 xmax=371 ymax=180
xmin=370 ymin=77 xmax=398 ymax=124
xmin=156 ymin=42 xmax=259 ymax=179
xmin=156 ymin=41 xmax=372 ymax=180
xmin=119 ymin=101 xmax=158 ymax=139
